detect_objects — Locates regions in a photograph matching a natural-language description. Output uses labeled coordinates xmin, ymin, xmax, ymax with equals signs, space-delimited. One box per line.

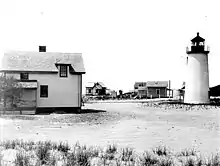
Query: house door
xmin=156 ymin=89 xmax=160 ymax=98
xmin=20 ymin=89 xmax=37 ymax=114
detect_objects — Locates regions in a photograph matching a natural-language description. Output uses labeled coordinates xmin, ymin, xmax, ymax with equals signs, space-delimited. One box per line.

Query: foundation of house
xmin=36 ymin=107 xmax=81 ymax=114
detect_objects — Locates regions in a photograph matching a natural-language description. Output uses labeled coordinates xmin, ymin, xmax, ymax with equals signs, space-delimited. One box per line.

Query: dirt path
xmin=1 ymin=103 xmax=220 ymax=155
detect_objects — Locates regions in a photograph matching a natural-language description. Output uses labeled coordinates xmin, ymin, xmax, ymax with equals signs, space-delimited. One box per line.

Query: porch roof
xmin=17 ymin=81 xmax=38 ymax=89
xmin=146 ymin=81 xmax=168 ymax=87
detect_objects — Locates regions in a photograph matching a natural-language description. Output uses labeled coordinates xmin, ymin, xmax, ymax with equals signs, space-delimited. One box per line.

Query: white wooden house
xmin=0 ymin=46 xmax=85 ymax=113
xmin=134 ymin=81 xmax=169 ymax=98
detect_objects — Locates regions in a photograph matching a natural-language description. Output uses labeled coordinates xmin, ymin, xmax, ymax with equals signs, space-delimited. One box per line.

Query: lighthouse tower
xmin=184 ymin=32 xmax=210 ymax=104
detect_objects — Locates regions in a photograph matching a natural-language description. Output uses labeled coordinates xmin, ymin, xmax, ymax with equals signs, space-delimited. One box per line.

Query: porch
xmin=1 ymin=80 xmax=37 ymax=114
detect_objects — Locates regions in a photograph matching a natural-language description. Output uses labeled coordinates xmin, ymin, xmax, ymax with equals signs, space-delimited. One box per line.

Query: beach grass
xmin=1 ymin=140 xmax=220 ymax=166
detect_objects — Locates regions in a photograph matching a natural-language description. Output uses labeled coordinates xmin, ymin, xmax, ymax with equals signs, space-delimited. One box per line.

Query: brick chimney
xmin=39 ymin=46 xmax=46 ymax=52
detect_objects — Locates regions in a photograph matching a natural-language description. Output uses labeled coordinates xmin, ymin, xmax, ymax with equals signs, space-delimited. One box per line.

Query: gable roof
xmin=97 ymin=82 xmax=105 ymax=87
xmin=85 ymin=82 xmax=106 ymax=88
xmin=134 ymin=81 xmax=168 ymax=88
xmin=94 ymin=83 xmax=103 ymax=89
xmin=0 ymin=50 xmax=85 ymax=73
xmin=134 ymin=82 xmax=146 ymax=87
xmin=146 ymin=81 xmax=168 ymax=87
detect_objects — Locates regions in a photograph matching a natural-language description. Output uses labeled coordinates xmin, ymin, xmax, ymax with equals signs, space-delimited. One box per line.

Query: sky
xmin=1 ymin=0 xmax=220 ymax=93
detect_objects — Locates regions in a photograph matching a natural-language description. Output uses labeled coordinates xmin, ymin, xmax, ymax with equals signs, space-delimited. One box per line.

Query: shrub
xmin=87 ymin=146 xmax=100 ymax=158
xmin=1 ymin=139 xmax=29 ymax=149
xmin=178 ymin=148 xmax=197 ymax=157
xmin=35 ymin=141 xmax=51 ymax=165
xmin=57 ymin=141 xmax=70 ymax=154
xmin=1 ymin=139 xmax=36 ymax=151
xmin=206 ymin=153 xmax=220 ymax=166
xmin=15 ymin=150 xmax=30 ymax=166
xmin=66 ymin=144 xmax=91 ymax=166
xmin=1 ymin=140 xmax=220 ymax=166
xmin=120 ymin=147 xmax=136 ymax=164
xmin=152 ymin=146 xmax=170 ymax=156
xmin=75 ymin=148 xmax=91 ymax=165
xmin=103 ymin=144 xmax=118 ymax=160
xmin=66 ymin=152 xmax=77 ymax=166
xmin=184 ymin=156 xmax=196 ymax=166
xmin=158 ymin=157 xmax=174 ymax=166
xmin=47 ymin=152 xmax=57 ymax=166
xmin=140 ymin=151 xmax=159 ymax=165
xmin=15 ymin=140 xmax=35 ymax=151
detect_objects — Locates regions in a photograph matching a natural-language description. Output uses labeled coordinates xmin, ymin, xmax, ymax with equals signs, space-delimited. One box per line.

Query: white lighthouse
xmin=184 ymin=32 xmax=210 ymax=104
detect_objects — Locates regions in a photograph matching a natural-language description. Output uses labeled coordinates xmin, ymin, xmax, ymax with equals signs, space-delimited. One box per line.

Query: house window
xmin=20 ymin=73 xmax=29 ymax=80
xmin=40 ymin=85 xmax=48 ymax=98
xmin=139 ymin=83 xmax=145 ymax=87
xmin=60 ymin=65 xmax=68 ymax=77
xmin=39 ymin=46 xmax=46 ymax=52
xmin=156 ymin=89 xmax=160 ymax=95
xmin=88 ymin=89 xmax=91 ymax=93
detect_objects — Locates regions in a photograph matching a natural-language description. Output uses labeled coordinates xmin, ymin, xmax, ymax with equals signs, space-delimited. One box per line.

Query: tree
xmin=119 ymin=90 xmax=123 ymax=99
xmin=0 ymin=74 xmax=23 ymax=113
xmin=119 ymin=90 xmax=123 ymax=95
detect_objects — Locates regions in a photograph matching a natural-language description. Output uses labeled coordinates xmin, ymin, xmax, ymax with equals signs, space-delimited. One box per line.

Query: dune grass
xmin=0 ymin=140 xmax=220 ymax=166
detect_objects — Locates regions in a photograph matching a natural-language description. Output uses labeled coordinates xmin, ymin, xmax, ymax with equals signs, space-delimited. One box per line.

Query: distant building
xmin=134 ymin=82 xmax=147 ymax=98
xmin=106 ymin=89 xmax=117 ymax=98
xmin=134 ymin=82 xmax=146 ymax=92
xmin=210 ymin=85 xmax=220 ymax=97
xmin=85 ymin=82 xmax=107 ymax=96
xmin=173 ymin=89 xmax=184 ymax=100
xmin=134 ymin=81 xmax=169 ymax=98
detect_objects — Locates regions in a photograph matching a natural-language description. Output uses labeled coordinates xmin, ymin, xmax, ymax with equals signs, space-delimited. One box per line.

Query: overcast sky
xmin=1 ymin=0 xmax=220 ymax=93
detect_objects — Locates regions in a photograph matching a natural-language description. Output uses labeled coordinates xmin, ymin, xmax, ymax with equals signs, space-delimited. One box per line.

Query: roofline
xmin=210 ymin=84 xmax=220 ymax=87
xmin=146 ymin=86 xmax=168 ymax=88
xmin=186 ymin=50 xmax=210 ymax=54
xmin=191 ymin=38 xmax=205 ymax=42
xmin=55 ymin=63 xmax=71 ymax=65
xmin=16 ymin=80 xmax=38 ymax=82
xmin=0 ymin=70 xmax=58 ymax=73
xmin=5 ymin=50 xmax=82 ymax=54
xmin=70 ymin=72 xmax=86 ymax=75
xmin=0 ymin=70 xmax=86 ymax=74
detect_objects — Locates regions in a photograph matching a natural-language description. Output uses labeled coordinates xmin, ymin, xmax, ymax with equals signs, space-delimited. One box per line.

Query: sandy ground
xmin=0 ymin=102 xmax=220 ymax=156
xmin=85 ymin=98 xmax=172 ymax=103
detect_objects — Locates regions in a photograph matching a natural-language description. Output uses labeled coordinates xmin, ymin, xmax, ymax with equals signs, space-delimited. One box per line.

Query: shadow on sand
xmin=159 ymin=98 xmax=220 ymax=106
xmin=79 ymin=109 xmax=106 ymax=114
xmin=35 ymin=108 xmax=106 ymax=115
